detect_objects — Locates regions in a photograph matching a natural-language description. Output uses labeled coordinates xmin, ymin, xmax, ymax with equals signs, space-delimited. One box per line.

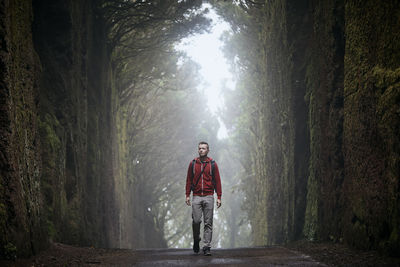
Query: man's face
xmin=198 ymin=144 xmax=209 ymax=158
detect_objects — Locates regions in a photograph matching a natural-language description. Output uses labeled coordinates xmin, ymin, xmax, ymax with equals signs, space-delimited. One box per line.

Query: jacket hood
xmin=195 ymin=157 xmax=213 ymax=163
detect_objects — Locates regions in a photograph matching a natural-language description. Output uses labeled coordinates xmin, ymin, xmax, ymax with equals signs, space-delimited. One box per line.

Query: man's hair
xmin=198 ymin=141 xmax=209 ymax=150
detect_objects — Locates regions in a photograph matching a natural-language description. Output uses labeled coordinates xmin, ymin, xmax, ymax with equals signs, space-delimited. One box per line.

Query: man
xmin=185 ymin=141 xmax=222 ymax=256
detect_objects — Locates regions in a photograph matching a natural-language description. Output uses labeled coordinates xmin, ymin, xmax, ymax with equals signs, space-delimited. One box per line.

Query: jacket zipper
xmin=201 ymin=162 xmax=203 ymax=195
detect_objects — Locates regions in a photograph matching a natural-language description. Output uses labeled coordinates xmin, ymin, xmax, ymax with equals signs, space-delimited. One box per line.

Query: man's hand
xmin=186 ymin=196 xmax=191 ymax=206
xmin=216 ymin=199 xmax=221 ymax=209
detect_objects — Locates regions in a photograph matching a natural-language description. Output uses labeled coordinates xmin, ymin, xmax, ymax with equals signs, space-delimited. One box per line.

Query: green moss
xmin=372 ymin=67 xmax=400 ymax=89
xmin=46 ymin=220 xmax=56 ymax=240
xmin=0 ymin=203 xmax=6 ymax=243
xmin=386 ymin=228 xmax=400 ymax=255
xmin=3 ymin=242 xmax=17 ymax=261
xmin=343 ymin=0 xmax=400 ymax=253
xmin=39 ymin=114 xmax=61 ymax=153
xmin=303 ymin=85 xmax=320 ymax=240
xmin=349 ymin=221 xmax=369 ymax=250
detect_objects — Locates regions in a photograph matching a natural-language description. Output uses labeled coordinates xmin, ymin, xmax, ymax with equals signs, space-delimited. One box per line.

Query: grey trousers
xmin=192 ymin=195 xmax=214 ymax=248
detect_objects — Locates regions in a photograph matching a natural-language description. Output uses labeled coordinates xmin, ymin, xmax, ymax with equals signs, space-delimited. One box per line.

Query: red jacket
xmin=186 ymin=157 xmax=222 ymax=199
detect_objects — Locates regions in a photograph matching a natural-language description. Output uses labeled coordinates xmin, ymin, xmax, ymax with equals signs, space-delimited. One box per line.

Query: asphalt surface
xmin=128 ymin=247 xmax=326 ymax=266
xmin=9 ymin=244 xmax=327 ymax=266
xmin=6 ymin=242 xmax=400 ymax=266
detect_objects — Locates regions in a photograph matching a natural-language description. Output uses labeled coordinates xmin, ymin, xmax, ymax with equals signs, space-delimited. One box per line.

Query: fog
xmin=113 ymin=2 xmax=252 ymax=248
xmin=4 ymin=0 xmax=398 ymax=259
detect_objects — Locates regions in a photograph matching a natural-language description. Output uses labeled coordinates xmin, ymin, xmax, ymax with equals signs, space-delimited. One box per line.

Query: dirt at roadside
xmin=285 ymin=240 xmax=400 ymax=266
xmin=0 ymin=243 xmax=136 ymax=267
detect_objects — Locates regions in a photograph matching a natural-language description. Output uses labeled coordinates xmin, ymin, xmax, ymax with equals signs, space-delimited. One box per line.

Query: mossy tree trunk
xmin=32 ymin=0 xmax=119 ymax=248
xmin=218 ymin=0 xmax=399 ymax=255
xmin=0 ymin=0 xmax=45 ymax=258
xmin=342 ymin=0 xmax=400 ymax=253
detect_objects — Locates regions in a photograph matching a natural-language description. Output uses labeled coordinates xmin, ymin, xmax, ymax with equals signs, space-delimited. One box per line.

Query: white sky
xmin=177 ymin=7 xmax=234 ymax=139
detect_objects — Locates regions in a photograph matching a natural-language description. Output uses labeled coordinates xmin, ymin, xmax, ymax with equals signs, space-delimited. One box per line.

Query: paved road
xmin=9 ymin=241 xmax=400 ymax=266
xmin=12 ymin=244 xmax=328 ymax=266
xmin=92 ymin=246 xmax=326 ymax=266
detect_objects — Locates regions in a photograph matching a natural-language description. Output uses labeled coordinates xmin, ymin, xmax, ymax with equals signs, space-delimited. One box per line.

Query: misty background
xmin=2 ymin=0 xmax=399 ymax=260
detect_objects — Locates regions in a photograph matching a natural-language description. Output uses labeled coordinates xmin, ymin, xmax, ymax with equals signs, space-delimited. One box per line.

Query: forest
xmin=0 ymin=0 xmax=399 ymax=262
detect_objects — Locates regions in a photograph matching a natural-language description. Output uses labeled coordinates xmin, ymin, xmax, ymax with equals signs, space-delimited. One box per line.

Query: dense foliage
xmin=104 ymin=0 xmax=219 ymax=248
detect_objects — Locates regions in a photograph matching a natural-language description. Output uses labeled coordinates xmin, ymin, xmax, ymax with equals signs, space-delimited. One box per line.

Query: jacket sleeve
xmin=214 ymin=162 xmax=222 ymax=199
xmin=185 ymin=161 xmax=193 ymax=198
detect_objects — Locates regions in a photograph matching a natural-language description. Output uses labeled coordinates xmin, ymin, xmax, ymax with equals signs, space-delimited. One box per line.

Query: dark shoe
xmin=203 ymin=247 xmax=211 ymax=256
xmin=193 ymin=239 xmax=200 ymax=253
